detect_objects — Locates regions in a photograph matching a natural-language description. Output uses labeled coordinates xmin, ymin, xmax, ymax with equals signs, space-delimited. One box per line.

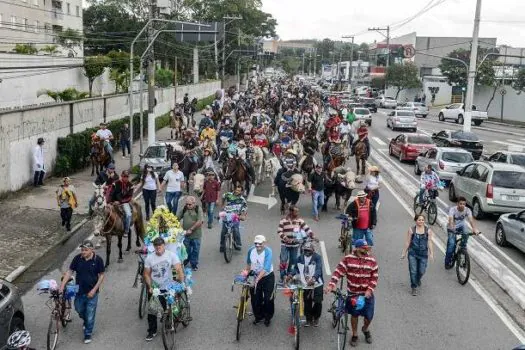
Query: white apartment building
xmin=0 ymin=0 xmax=83 ymax=56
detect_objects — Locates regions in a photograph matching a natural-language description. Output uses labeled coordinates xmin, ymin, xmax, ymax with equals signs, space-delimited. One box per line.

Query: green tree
xmin=385 ymin=63 xmax=422 ymax=99
xmin=280 ymin=56 xmax=301 ymax=75
xmin=43 ymin=88 xmax=89 ymax=102
xmin=371 ymin=77 xmax=385 ymax=89
xmin=40 ymin=45 xmax=59 ymax=55
xmin=512 ymin=68 xmax=525 ymax=95
xmin=84 ymin=56 xmax=111 ymax=96
xmin=13 ymin=44 xmax=38 ymax=55
xmin=438 ymin=48 xmax=499 ymax=87
xmin=156 ymin=68 xmax=174 ymax=87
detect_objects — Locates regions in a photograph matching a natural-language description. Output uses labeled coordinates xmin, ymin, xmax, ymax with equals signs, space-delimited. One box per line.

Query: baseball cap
xmin=80 ymin=240 xmax=94 ymax=249
xmin=254 ymin=235 xmax=266 ymax=244
xmin=107 ymin=163 xmax=115 ymax=169
xmin=153 ymin=237 xmax=165 ymax=246
xmin=353 ymin=239 xmax=370 ymax=250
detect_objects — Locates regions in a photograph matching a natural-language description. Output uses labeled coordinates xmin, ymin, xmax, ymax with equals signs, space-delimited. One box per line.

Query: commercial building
xmin=262 ymin=39 xmax=315 ymax=54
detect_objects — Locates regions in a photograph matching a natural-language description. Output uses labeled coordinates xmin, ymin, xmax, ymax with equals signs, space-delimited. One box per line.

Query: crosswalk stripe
xmin=372 ymin=136 xmax=387 ymax=146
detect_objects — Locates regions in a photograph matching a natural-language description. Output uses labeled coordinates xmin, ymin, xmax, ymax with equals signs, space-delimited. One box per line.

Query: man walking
xmin=202 ymin=171 xmax=221 ymax=229
xmin=345 ymin=190 xmax=376 ymax=246
xmin=326 ymin=239 xmax=378 ymax=347
xmin=308 ymin=164 xmax=325 ymax=222
xmin=33 ymin=137 xmax=46 ymax=186
xmin=60 ymin=240 xmax=105 ymax=344
xmin=177 ymin=196 xmax=204 ymax=271
xmin=119 ymin=123 xmax=131 ymax=158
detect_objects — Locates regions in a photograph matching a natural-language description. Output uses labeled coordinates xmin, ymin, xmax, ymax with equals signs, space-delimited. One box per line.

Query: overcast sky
xmin=261 ymin=0 xmax=525 ymax=47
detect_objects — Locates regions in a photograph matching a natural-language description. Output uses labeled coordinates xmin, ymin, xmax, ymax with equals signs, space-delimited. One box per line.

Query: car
xmin=359 ymin=98 xmax=378 ymax=113
xmin=0 ymin=278 xmax=25 ymax=347
xmin=495 ymin=210 xmax=525 ymax=251
xmin=486 ymin=150 xmax=525 ymax=167
xmin=386 ymin=110 xmax=418 ymax=131
xmin=352 ymin=107 xmax=372 ymax=126
xmin=138 ymin=141 xmax=180 ymax=178
xmin=449 ymin=161 xmax=525 ymax=219
xmin=389 ymin=133 xmax=436 ymax=162
xmin=438 ymin=103 xmax=488 ymax=126
xmin=415 ymin=147 xmax=474 ymax=181
xmin=400 ymin=102 xmax=429 ymax=118
xmin=431 ymin=130 xmax=484 ymax=160
xmin=375 ymin=96 xmax=397 ymax=109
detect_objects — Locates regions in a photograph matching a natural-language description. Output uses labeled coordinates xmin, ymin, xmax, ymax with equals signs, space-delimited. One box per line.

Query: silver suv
xmin=449 ymin=161 xmax=525 ymax=219
xmin=0 ymin=279 xmax=25 ymax=347
xmin=415 ymin=147 xmax=474 ymax=181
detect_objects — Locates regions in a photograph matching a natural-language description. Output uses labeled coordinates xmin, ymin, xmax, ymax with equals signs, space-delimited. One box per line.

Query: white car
xmin=376 ymin=96 xmax=397 ymax=109
xmin=415 ymin=147 xmax=474 ymax=181
xmin=400 ymin=102 xmax=429 ymax=118
xmin=386 ymin=110 xmax=418 ymax=131
xmin=353 ymin=108 xmax=372 ymax=126
xmin=438 ymin=103 xmax=488 ymax=126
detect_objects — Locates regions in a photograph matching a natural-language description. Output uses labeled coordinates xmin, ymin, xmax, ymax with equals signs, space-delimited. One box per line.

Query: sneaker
xmin=208 ymin=223 xmax=212 ymax=229
xmin=145 ymin=333 xmax=156 ymax=341
xmin=84 ymin=336 xmax=92 ymax=344
xmin=411 ymin=288 xmax=417 ymax=296
xmin=313 ymin=318 xmax=320 ymax=327
xmin=264 ymin=319 xmax=271 ymax=327
xmin=304 ymin=319 xmax=311 ymax=327
xmin=350 ymin=336 xmax=358 ymax=347
xmin=253 ymin=319 xmax=263 ymax=325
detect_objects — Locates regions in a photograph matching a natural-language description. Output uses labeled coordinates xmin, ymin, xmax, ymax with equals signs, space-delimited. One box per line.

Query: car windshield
xmin=397 ymin=111 xmax=415 ymax=117
xmin=492 ymin=171 xmax=525 ymax=189
xmin=442 ymin=152 xmax=473 ymax=163
xmin=451 ymin=131 xmax=479 ymax=141
xmin=511 ymin=154 xmax=525 ymax=166
xmin=354 ymin=108 xmax=369 ymax=115
xmin=407 ymin=135 xmax=433 ymax=144
xmin=414 ymin=103 xmax=425 ymax=107
xmin=144 ymin=146 xmax=166 ymax=158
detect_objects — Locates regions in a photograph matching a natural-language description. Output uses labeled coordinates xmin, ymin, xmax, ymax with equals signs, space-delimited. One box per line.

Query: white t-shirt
xmin=338 ymin=123 xmax=351 ymax=135
xmin=249 ymin=247 xmax=273 ymax=275
xmin=365 ymin=175 xmax=381 ymax=190
xmin=96 ymin=129 xmax=113 ymax=141
xmin=164 ymin=170 xmax=185 ymax=192
xmin=144 ymin=250 xmax=180 ymax=289
xmin=143 ymin=173 xmax=158 ymax=190
xmin=448 ymin=206 xmax=472 ymax=230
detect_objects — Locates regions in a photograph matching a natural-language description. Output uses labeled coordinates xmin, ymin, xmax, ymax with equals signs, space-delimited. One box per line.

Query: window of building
xmin=67 ymin=3 xmax=70 ymax=14
xmin=76 ymin=5 xmax=80 ymax=16
xmin=23 ymin=18 xmax=28 ymax=31
xmin=34 ymin=20 xmax=39 ymax=33
xmin=11 ymin=15 xmax=16 ymax=29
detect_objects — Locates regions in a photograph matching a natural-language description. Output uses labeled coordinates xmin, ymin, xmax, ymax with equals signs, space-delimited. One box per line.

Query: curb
xmin=4 ymin=217 xmax=90 ymax=282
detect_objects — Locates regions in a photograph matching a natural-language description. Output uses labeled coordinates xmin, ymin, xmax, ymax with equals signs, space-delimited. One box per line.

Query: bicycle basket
xmin=64 ymin=283 xmax=78 ymax=300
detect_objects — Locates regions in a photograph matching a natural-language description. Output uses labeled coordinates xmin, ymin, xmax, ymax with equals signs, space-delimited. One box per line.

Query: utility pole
xmin=342 ymin=35 xmax=354 ymax=89
xmin=302 ymin=52 xmax=305 ymax=75
xmin=174 ymin=56 xmax=178 ymax=104
xmin=313 ymin=48 xmax=317 ymax=77
xmin=193 ymin=46 xmax=199 ymax=83
xmin=368 ymin=26 xmax=390 ymax=89
xmin=214 ymin=22 xmax=219 ymax=80
xmin=464 ymin=0 xmax=482 ymax=132
xmin=221 ymin=15 xmax=242 ymax=88
xmin=147 ymin=0 xmax=156 ymax=146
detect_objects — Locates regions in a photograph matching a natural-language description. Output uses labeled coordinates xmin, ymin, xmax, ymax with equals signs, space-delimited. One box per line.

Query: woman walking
xmin=134 ymin=164 xmax=161 ymax=220
xmin=401 ymin=214 xmax=435 ymax=296
xmin=364 ymin=165 xmax=381 ymax=210
xmin=56 ymin=177 xmax=78 ymax=231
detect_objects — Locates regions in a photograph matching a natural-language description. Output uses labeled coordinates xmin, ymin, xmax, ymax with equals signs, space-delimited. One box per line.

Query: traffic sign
xmin=403 ymin=45 xmax=415 ymax=59
xmin=500 ymin=88 xmax=507 ymax=95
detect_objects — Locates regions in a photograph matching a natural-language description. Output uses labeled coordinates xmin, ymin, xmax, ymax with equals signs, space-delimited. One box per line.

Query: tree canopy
xmin=385 ymin=63 xmax=422 ymax=99
xmin=438 ymin=48 xmax=499 ymax=87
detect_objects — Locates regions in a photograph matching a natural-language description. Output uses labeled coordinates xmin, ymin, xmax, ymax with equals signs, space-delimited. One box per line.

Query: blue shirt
xmin=219 ymin=129 xmax=234 ymax=141
xmin=247 ymin=246 xmax=273 ymax=275
xmin=69 ymin=253 xmax=105 ymax=295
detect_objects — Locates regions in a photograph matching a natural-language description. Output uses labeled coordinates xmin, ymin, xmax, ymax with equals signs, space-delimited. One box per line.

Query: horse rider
xmin=325 ymin=110 xmax=341 ymax=131
xmin=88 ymin=163 xmax=119 ymax=217
xmin=253 ymin=128 xmax=270 ymax=152
xmin=182 ymin=129 xmax=200 ymax=165
xmin=95 ymin=122 xmax=115 ymax=163
xmin=110 ymin=170 xmax=134 ymax=235
xmin=237 ymin=140 xmax=256 ymax=185
xmin=199 ymin=111 xmax=214 ymax=134
xmin=217 ymin=121 xmax=234 ymax=155
xmin=351 ymin=121 xmax=370 ymax=158
xmin=338 ymin=119 xmax=352 ymax=145
xmin=282 ymin=148 xmax=299 ymax=169
xmin=200 ymin=124 xmax=217 ymax=143
xmin=220 ymin=113 xmax=234 ymax=130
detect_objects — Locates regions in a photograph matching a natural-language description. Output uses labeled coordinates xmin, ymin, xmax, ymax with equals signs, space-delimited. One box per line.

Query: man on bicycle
xmin=220 ymin=185 xmax=247 ymax=253
xmin=326 ymin=239 xmax=378 ymax=346
xmin=445 ymin=196 xmax=480 ymax=269
xmin=418 ymin=165 xmax=441 ymax=206
xmin=144 ymin=237 xmax=185 ymax=341
xmin=277 ymin=205 xmax=314 ymax=284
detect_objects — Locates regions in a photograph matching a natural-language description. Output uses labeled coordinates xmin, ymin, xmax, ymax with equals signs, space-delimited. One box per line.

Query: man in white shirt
xmin=144 ymin=237 xmax=185 ymax=341
xmin=95 ymin=123 xmax=114 ymax=163
xmin=33 ymin=137 xmax=46 ymax=186
xmin=162 ymin=162 xmax=185 ymax=214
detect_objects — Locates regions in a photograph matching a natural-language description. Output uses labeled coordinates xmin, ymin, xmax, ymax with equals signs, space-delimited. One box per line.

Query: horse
xmin=265 ymin=156 xmax=281 ymax=180
xmin=99 ymin=201 xmax=145 ymax=267
xmin=92 ymin=184 xmax=108 ymax=249
xmin=170 ymin=113 xmax=186 ymax=140
xmin=299 ymin=153 xmax=316 ymax=178
xmin=251 ymin=146 xmax=265 ymax=185
xmin=355 ymin=140 xmax=368 ymax=180
xmin=167 ymin=146 xmax=202 ymax=193
xmin=90 ymin=139 xmax=111 ymax=176
xmin=323 ymin=168 xmax=356 ymax=211
xmin=224 ymin=156 xmax=250 ymax=196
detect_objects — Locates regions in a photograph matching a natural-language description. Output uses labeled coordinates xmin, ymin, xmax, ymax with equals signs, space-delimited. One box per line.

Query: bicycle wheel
xmin=337 ymin=313 xmax=348 ymax=350
xmin=46 ymin=314 xmax=59 ymax=350
xmin=236 ymin=295 xmax=245 ymax=341
xmin=224 ymin=233 xmax=233 ymax=263
xmin=455 ymin=249 xmax=471 ymax=285
xmin=427 ymin=202 xmax=438 ymax=225
xmin=339 ymin=226 xmax=348 ymax=254
xmin=413 ymin=194 xmax=420 ymax=212
xmin=330 ymin=299 xmax=339 ymax=329
xmin=293 ymin=304 xmax=300 ymax=350
xmin=138 ymin=283 xmax=148 ymax=319
xmin=179 ymin=292 xmax=191 ymax=327
xmin=161 ymin=310 xmax=176 ymax=350
xmin=60 ymin=299 xmax=71 ymax=327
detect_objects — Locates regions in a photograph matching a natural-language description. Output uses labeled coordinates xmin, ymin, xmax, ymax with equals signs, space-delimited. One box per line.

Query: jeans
xmin=408 ymin=251 xmax=428 ymax=288
xmin=33 ymin=170 xmax=45 ymax=186
xmin=120 ymin=139 xmax=130 ymax=156
xmin=445 ymin=228 xmax=468 ymax=266
xmin=279 ymin=245 xmax=299 ymax=281
xmin=142 ymin=189 xmax=157 ymax=219
xmin=311 ymin=190 xmax=324 ymax=218
xmin=104 ymin=143 xmax=114 ymax=162
xmin=74 ymin=293 xmax=99 ymax=338
xmin=184 ymin=238 xmax=201 ymax=268
xmin=165 ymin=191 xmax=182 ymax=214
xmin=368 ymin=190 xmax=379 ymax=210
xmin=352 ymin=228 xmax=374 ymax=246
xmin=250 ymin=272 xmax=275 ymax=322
xmin=60 ymin=207 xmax=73 ymax=230
xmin=220 ymin=222 xmax=241 ymax=249
xmin=122 ymin=202 xmax=132 ymax=233
xmin=206 ymin=202 xmax=216 ymax=226
xmin=419 ymin=188 xmax=426 ymax=205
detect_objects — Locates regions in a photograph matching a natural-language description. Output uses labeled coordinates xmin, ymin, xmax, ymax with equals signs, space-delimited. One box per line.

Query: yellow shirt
xmin=200 ymin=128 xmax=216 ymax=141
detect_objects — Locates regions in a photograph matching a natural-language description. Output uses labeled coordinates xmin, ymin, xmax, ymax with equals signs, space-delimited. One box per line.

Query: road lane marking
xmin=319 ymin=241 xmax=331 ymax=276
xmin=492 ymin=140 xmax=522 ymax=147
xmin=508 ymin=139 xmax=525 ymax=146
xmin=372 ymin=137 xmax=387 ymax=146
xmin=418 ymin=129 xmax=431 ymax=136
xmin=381 ymin=174 xmax=525 ymax=343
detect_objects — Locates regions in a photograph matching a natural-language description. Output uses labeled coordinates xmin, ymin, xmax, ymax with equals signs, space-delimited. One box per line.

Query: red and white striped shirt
xmin=329 ymin=254 xmax=379 ymax=295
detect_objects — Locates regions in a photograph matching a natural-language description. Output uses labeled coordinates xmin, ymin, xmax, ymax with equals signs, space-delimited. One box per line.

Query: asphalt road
xmin=20 ymin=156 xmax=522 ymax=349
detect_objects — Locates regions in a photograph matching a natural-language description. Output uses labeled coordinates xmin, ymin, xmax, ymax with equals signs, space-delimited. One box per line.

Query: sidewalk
xmin=0 ymin=126 xmax=174 ymax=280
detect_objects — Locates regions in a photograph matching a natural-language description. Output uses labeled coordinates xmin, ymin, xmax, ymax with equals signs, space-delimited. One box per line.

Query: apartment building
xmin=0 ymin=0 xmax=83 ymax=56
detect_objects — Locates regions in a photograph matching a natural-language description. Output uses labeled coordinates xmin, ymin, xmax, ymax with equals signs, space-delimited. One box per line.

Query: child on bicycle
xmin=418 ymin=165 xmax=441 ymax=206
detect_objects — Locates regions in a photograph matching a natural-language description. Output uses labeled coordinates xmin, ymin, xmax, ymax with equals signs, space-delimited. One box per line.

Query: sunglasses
xmin=254 ymin=242 xmax=263 ymax=246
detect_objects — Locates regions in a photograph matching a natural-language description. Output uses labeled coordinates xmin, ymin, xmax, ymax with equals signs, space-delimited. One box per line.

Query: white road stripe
xmin=372 ymin=136 xmax=387 ymax=146
xmin=418 ymin=129 xmax=432 ymax=136
xmin=492 ymin=140 xmax=521 ymax=147
xmin=381 ymin=174 xmax=525 ymax=343
xmin=508 ymin=139 xmax=525 ymax=146
xmin=319 ymin=241 xmax=331 ymax=276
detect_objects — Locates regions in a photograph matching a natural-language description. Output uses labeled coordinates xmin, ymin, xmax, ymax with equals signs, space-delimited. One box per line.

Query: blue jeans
xmin=445 ymin=228 xmax=468 ymax=266
xmin=418 ymin=188 xmax=426 ymax=205
xmin=408 ymin=251 xmax=428 ymax=288
xmin=369 ymin=190 xmax=379 ymax=210
xmin=120 ymin=139 xmax=130 ymax=156
xmin=165 ymin=191 xmax=182 ymax=214
xmin=184 ymin=238 xmax=201 ymax=268
xmin=279 ymin=245 xmax=299 ymax=281
xmin=206 ymin=202 xmax=216 ymax=226
xmin=122 ymin=203 xmax=132 ymax=233
xmin=220 ymin=222 xmax=241 ymax=249
xmin=104 ymin=143 xmax=114 ymax=162
xmin=311 ymin=190 xmax=324 ymax=218
xmin=74 ymin=293 xmax=99 ymax=337
xmin=352 ymin=228 xmax=374 ymax=246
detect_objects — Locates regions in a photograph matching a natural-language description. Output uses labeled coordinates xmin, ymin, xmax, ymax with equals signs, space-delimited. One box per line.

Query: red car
xmin=389 ymin=133 xmax=436 ymax=162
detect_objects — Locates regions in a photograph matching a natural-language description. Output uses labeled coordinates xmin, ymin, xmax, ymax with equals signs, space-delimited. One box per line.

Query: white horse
xmin=252 ymin=146 xmax=265 ymax=185
xmin=292 ymin=139 xmax=304 ymax=160
xmin=92 ymin=184 xmax=107 ymax=249
xmin=265 ymin=156 xmax=281 ymax=180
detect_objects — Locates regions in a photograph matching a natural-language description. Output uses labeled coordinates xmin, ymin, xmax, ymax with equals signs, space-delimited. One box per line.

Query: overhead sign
xmin=403 ymin=45 xmax=415 ymax=59
xmin=169 ymin=22 xmax=223 ymax=43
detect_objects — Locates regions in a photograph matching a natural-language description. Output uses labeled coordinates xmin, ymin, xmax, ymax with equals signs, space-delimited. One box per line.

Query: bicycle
xmin=220 ymin=212 xmax=240 ymax=263
xmin=413 ymin=188 xmax=438 ymax=225
xmin=132 ymin=248 xmax=148 ymax=319
xmin=337 ymin=214 xmax=352 ymax=255
xmin=231 ymin=274 xmax=255 ymax=341
xmin=328 ymin=289 xmax=349 ymax=350
xmin=277 ymin=280 xmax=316 ymax=350
xmin=41 ymin=282 xmax=74 ymax=350
xmin=449 ymin=231 xmax=480 ymax=285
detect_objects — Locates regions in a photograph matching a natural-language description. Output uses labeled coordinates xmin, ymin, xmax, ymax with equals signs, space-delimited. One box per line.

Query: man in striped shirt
xmin=326 ymin=239 xmax=378 ymax=346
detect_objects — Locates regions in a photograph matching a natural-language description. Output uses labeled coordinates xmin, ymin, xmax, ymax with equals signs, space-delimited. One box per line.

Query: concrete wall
xmin=0 ymin=80 xmax=221 ymax=194
xmin=385 ymin=79 xmax=452 ymax=106
xmin=473 ymin=84 xmax=525 ymax=123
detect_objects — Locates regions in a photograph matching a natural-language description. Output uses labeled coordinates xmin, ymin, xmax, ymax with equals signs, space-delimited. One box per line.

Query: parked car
xmin=438 ymin=103 xmax=488 ymax=126
xmin=431 ymin=130 xmax=484 ymax=160
xmin=375 ymin=96 xmax=397 ymax=109
xmin=0 ymin=278 xmax=25 ymax=347
xmin=400 ymin=102 xmax=429 ymax=118
xmin=449 ymin=161 xmax=525 ymax=219
xmin=495 ymin=210 xmax=525 ymax=251
xmin=138 ymin=141 xmax=180 ymax=179
xmin=486 ymin=150 xmax=525 ymax=167
xmin=359 ymin=98 xmax=378 ymax=113
xmin=389 ymin=133 xmax=435 ymax=162
xmin=415 ymin=147 xmax=474 ymax=181
xmin=386 ymin=110 xmax=418 ymax=131
xmin=352 ymin=107 xmax=372 ymax=126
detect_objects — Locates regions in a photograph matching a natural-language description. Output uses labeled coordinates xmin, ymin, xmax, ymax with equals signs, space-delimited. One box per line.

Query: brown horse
xmin=170 ymin=114 xmax=186 ymax=140
xmin=90 ymin=139 xmax=111 ymax=176
xmin=355 ymin=140 xmax=368 ymax=178
xmin=224 ymin=156 xmax=250 ymax=196
xmin=99 ymin=201 xmax=145 ymax=267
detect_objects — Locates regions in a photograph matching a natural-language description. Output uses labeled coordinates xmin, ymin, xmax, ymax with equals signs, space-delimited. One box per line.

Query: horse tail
xmin=132 ymin=201 xmax=145 ymax=241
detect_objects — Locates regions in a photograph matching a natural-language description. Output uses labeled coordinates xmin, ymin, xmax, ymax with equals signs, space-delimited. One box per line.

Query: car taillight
xmin=486 ymin=184 xmax=493 ymax=199
xmin=439 ymin=160 xmax=445 ymax=170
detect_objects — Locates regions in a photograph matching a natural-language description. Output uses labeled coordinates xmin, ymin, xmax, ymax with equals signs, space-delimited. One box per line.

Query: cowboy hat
xmin=368 ymin=165 xmax=380 ymax=173
xmin=238 ymin=140 xmax=246 ymax=146
xmin=285 ymin=148 xmax=297 ymax=155
xmin=356 ymin=190 xmax=367 ymax=197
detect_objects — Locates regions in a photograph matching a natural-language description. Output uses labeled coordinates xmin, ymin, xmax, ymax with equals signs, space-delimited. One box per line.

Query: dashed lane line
xmin=319 ymin=241 xmax=331 ymax=276
xmin=372 ymin=136 xmax=387 ymax=146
